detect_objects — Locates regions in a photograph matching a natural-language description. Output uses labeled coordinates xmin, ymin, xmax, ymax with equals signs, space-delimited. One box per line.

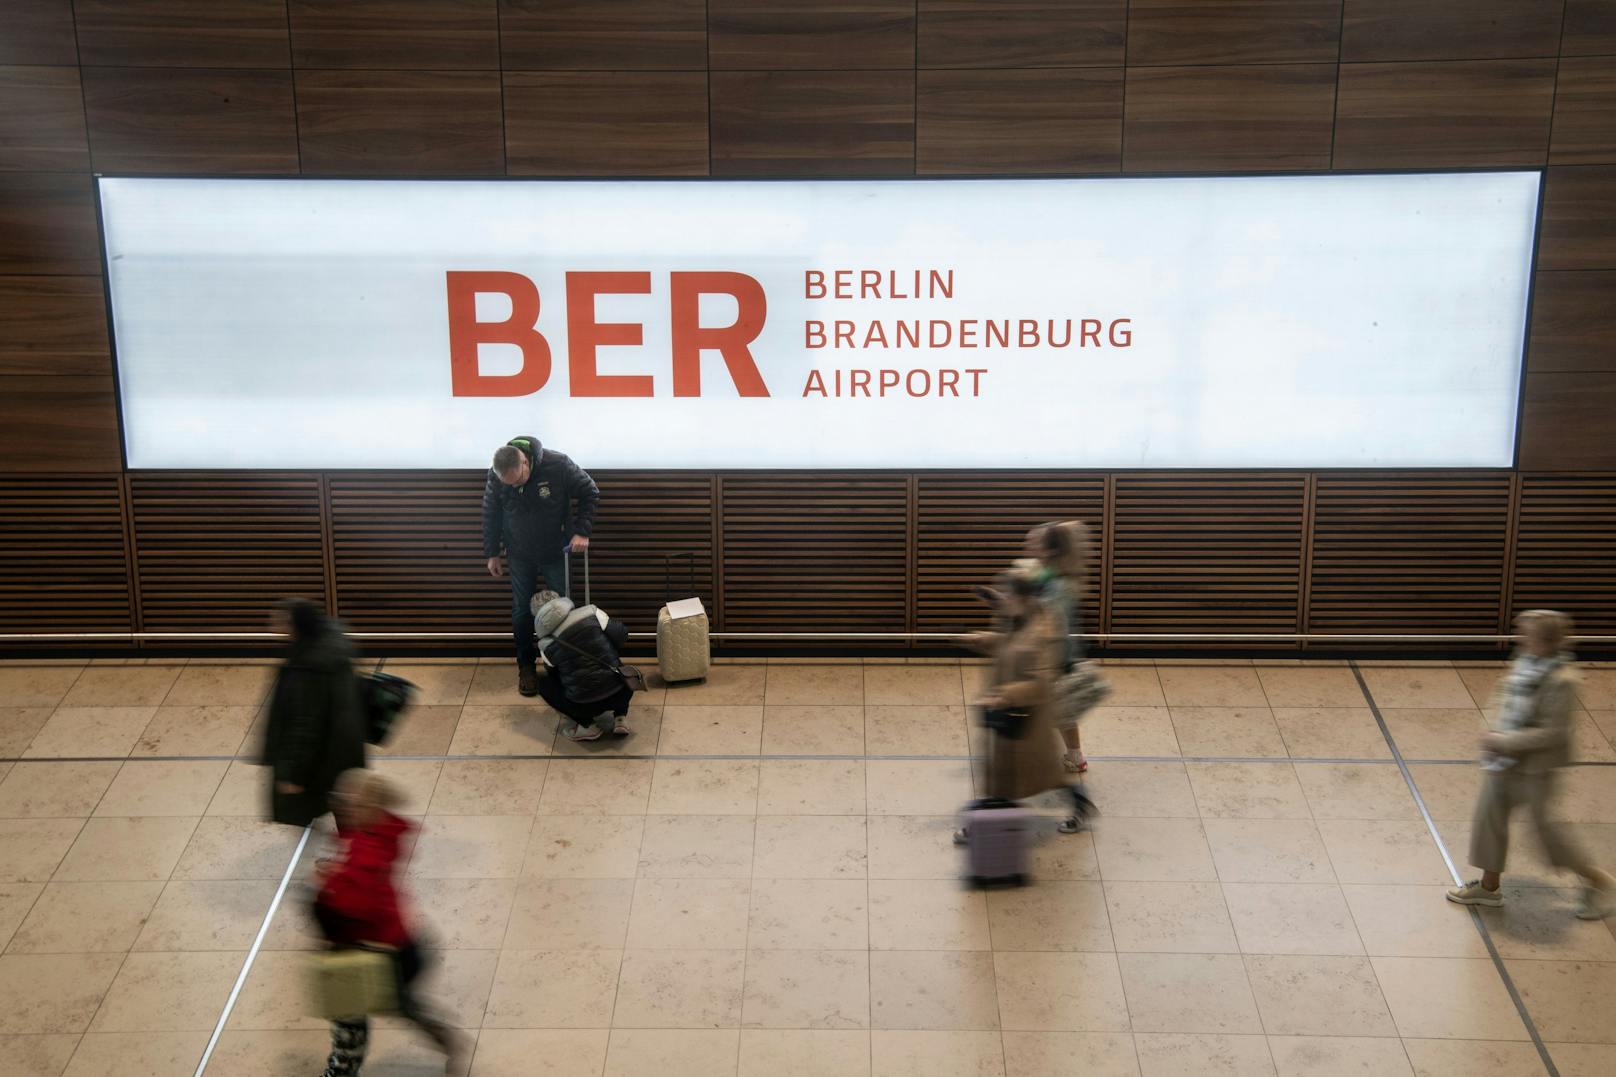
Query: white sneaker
xmin=560 ymin=721 xmax=603 ymax=742
xmin=1446 ymin=880 xmax=1503 ymax=908
xmin=612 ymin=720 xmax=631 ymax=736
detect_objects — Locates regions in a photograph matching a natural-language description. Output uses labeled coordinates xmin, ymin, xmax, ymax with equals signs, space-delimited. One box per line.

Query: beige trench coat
xmin=972 ymin=608 xmax=1069 ymax=802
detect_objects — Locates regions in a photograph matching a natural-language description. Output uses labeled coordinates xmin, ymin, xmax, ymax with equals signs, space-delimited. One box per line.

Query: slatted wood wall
xmin=0 ymin=477 xmax=131 ymax=634
xmin=1512 ymin=475 xmax=1616 ymax=637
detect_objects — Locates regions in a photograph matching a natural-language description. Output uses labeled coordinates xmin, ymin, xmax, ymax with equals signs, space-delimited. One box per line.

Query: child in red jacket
xmin=313 ymin=770 xmax=459 ymax=1076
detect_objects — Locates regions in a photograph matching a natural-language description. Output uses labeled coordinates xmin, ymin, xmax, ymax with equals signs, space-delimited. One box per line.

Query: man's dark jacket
xmin=542 ymin=609 xmax=627 ymax=705
xmin=260 ymin=621 xmax=367 ymax=827
xmin=480 ymin=436 xmax=601 ymax=562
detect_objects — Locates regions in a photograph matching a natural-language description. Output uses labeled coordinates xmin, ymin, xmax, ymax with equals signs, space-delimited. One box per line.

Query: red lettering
xmin=985 ymin=320 xmax=1009 ymax=349
xmin=565 ymin=272 xmax=653 ymax=398
xmin=1080 ymin=319 xmax=1101 ymax=347
xmin=805 ymin=270 xmax=826 ymax=299
xmin=959 ymin=319 xmax=978 ymax=349
xmin=834 ymin=321 xmax=854 ymax=348
xmin=806 ymin=320 xmax=826 ymax=349
xmin=906 ymin=369 xmax=931 ymax=397
xmin=878 ymin=369 xmax=900 ymax=395
xmin=939 ymin=369 xmax=960 ymax=397
xmin=864 ymin=321 xmax=889 ymax=348
xmin=834 ymin=271 xmax=853 ymax=299
xmin=1111 ymin=318 xmax=1133 ymax=347
xmin=861 ymin=269 xmax=881 ymax=299
xmin=929 ymin=320 xmax=952 ymax=348
xmin=802 ymin=369 xmax=827 ymax=397
xmin=849 ymin=369 xmax=871 ymax=396
xmin=670 ymin=271 xmax=770 ymax=397
xmin=1018 ymin=320 xmax=1039 ymax=348
xmin=446 ymin=271 xmax=552 ymax=397
xmin=966 ymin=368 xmax=987 ymax=396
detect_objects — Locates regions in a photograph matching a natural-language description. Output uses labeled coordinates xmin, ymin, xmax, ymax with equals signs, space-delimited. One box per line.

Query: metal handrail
xmin=1 ymin=631 xmax=1611 ymax=643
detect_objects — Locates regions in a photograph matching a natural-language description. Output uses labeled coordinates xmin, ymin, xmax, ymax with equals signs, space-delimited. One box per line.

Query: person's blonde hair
xmin=333 ymin=769 xmax=402 ymax=813
xmin=1516 ymin=609 xmax=1572 ymax=649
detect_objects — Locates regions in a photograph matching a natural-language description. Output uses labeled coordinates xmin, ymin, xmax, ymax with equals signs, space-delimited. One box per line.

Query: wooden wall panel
xmin=1307 ymin=474 xmax=1512 ymax=637
xmin=1552 ymin=57 xmax=1616 ymax=167
xmin=0 ymin=477 xmax=132 ymax=633
xmin=917 ymin=69 xmax=1123 ymax=174
xmin=1527 ymin=271 xmax=1616 ymax=373
xmin=73 ymin=0 xmax=292 ymax=69
xmin=709 ymin=1 xmax=915 ymax=70
xmin=1564 ymin=1 xmax=1616 ymax=56
xmin=504 ymin=72 xmax=709 ymax=176
xmin=0 ymin=67 xmax=90 ymax=173
xmin=711 ymin=71 xmax=915 ymax=177
xmin=917 ymin=1 xmax=1125 ymax=68
xmin=1519 ymin=373 xmax=1616 ymax=471
xmin=0 ymin=0 xmax=79 ymax=66
xmin=130 ymin=474 xmax=326 ymax=629
xmin=0 ymin=377 xmax=120 ymax=472
xmin=499 ymin=0 xmax=707 ymax=71
xmin=1109 ymin=475 xmax=1306 ymax=636
xmin=719 ymin=475 xmax=908 ymax=632
xmin=1123 ymin=64 xmax=1337 ymax=172
xmin=1127 ymin=0 xmax=1342 ymax=67
xmin=289 ymin=0 xmax=500 ymax=70
xmin=82 ymin=67 xmax=300 ymax=174
xmin=915 ymin=474 xmax=1104 ymax=633
xmin=0 ymin=172 xmax=99 ymax=276
xmin=295 ymin=71 xmax=505 ymax=175
xmin=587 ymin=472 xmax=715 ymax=631
xmin=1539 ymin=166 xmax=1616 ymax=272
xmin=1333 ymin=60 xmax=1556 ymax=169
xmin=1340 ymin=0 xmax=1564 ymax=62
xmin=1512 ymin=475 xmax=1616 ymax=635
xmin=0 ymin=277 xmax=109 ymax=376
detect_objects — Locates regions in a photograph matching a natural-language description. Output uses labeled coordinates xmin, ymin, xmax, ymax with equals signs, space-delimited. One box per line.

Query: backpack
xmin=355 ymin=672 xmax=417 ymax=746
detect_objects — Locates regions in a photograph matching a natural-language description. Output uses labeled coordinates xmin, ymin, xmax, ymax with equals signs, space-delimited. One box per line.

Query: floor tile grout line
xmin=194 ymin=823 xmax=312 ymax=1077
xmin=1350 ymin=660 xmax=1561 ymax=1077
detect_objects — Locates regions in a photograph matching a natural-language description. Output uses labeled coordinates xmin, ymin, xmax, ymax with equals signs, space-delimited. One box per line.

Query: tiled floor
xmin=1 ymin=658 xmax=1615 ymax=1076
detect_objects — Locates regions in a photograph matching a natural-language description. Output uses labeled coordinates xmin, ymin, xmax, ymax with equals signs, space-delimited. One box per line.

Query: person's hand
xmin=486 ymin=555 xmax=503 ymax=577
xmin=1480 ymin=731 xmax=1509 ymax=754
xmin=276 ymin=781 xmax=304 ymax=795
xmin=570 ymin=535 xmax=590 ymax=554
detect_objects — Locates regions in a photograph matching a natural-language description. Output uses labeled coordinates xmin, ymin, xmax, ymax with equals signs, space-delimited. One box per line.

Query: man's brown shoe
xmin=518 ymin=665 xmax=540 ymax=697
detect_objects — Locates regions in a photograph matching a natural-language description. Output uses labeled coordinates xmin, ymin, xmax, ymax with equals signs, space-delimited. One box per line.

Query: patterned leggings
xmin=321 ymin=943 xmax=456 ymax=1076
xmin=323 ymin=1016 xmax=368 ymax=1076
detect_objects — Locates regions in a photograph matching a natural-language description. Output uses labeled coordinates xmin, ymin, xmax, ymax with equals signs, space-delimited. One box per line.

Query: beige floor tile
xmin=1169 ymin=707 xmax=1287 ymax=759
xmin=23 ymin=708 xmax=156 ymax=760
xmin=372 ymin=948 xmax=497 ymax=1031
xmin=1359 ymin=668 xmax=1474 ymax=710
xmin=469 ymin=1028 xmax=610 ymax=1077
xmin=1156 ymin=666 xmax=1269 ymax=708
xmin=1203 ymin=819 xmax=1337 ymax=884
xmin=1244 ymin=954 xmax=1395 ymax=1036
xmin=649 ymin=760 xmax=759 ymax=815
xmin=1271 ymin=708 xmax=1392 ymax=760
xmin=1185 ymin=762 xmax=1311 ymax=819
xmin=133 ymin=879 xmax=275 ymax=951
xmin=538 ymin=760 xmax=654 ymax=815
xmin=759 ymin=706 xmax=865 ymax=756
xmin=93 ymin=760 xmax=227 ymax=818
xmin=1092 ymin=817 xmax=1217 ymax=882
xmin=1566 ymin=711 xmax=1616 ymax=763
xmin=0 ymin=707 xmax=54 ymax=756
xmin=1104 ymin=881 xmax=1238 ymax=954
xmin=1080 ymin=707 xmax=1181 ymax=757
xmin=0 ymin=666 xmax=83 ymax=708
xmin=603 ymin=1029 xmax=739 ymax=1077
xmin=428 ymin=759 xmax=547 ymax=816
xmin=371 ymin=703 xmax=462 ymax=757
xmin=223 ymin=951 xmax=327 ymax=1031
xmin=1401 ymin=1038 xmax=1545 ymax=1077
xmin=866 ymin=816 xmax=961 ymax=880
xmin=1547 ymin=767 xmax=1616 ymax=823
xmin=0 ymin=819 xmax=86 ymax=883
xmin=1487 ymin=886 xmax=1616 ymax=960
xmin=993 ymin=951 xmax=1129 ymax=1033
xmin=160 ymin=665 xmax=274 ymax=708
xmin=865 ymin=705 xmax=970 ymax=757
xmin=1118 ymin=953 xmax=1262 ymax=1034
xmin=1294 ymin=763 xmax=1419 ymax=821
xmin=1371 ymin=956 xmax=1529 ymax=1040
xmin=754 ymin=815 xmax=866 ymax=879
xmin=483 ymin=948 xmax=623 ymax=1029
xmin=58 ymin=667 xmax=178 ymax=709
xmin=863 ymin=666 xmax=965 ymax=707
xmin=662 ymin=666 xmax=768 ymax=706
xmin=1504 ymin=958 xmax=1616 ymax=1043
xmin=376 ymin=663 xmax=475 ymax=706
xmin=93 ymin=950 xmax=241 ymax=1032
xmin=1255 ymin=667 xmax=1367 ymax=709
xmin=1082 ymin=762 xmax=1198 ymax=818
xmin=525 ymin=815 xmax=645 ymax=878
xmin=868 ymin=879 xmax=988 ymax=951
xmin=59 ymin=1030 xmax=207 ymax=1076
xmin=613 ymin=949 xmax=746 ymax=1029
xmin=0 ymin=762 xmax=120 ymax=819
xmin=738 ymin=1029 xmax=870 ymax=1077
xmin=1340 ymin=885 xmax=1490 ymax=959
xmin=1457 ymin=666 xmax=1503 ymax=709
xmin=204 ymin=761 xmax=267 ymax=817
xmin=464 ymin=665 xmax=533 ymax=707
xmin=368 ymin=759 xmax=443 ymax=814
xmin=763 ymin=666 xmax=865 ymax=707
xmin=1578 ymin=668 xmax=1616 ymax=709
xmin=53 ymin=816 xmax=198 ymax=882
xmin=869 ymin=1030 xmax=1005 ymax=1077
xmin=133 ymin=705 xmax=257 ymax=757
xmin=448 ymin=704 xmax=558 ymax=756
xmin=1267 ymin=1035 xmax=1413 ymax=1077
xmin=1090 ymin=666 xmax=1165 ymax=708
xmin=986 ymin=881 xmax=1112 ymax=952
xmin=408 ymin=815 xmax=532 ymax=879
xmin=0 ymin=953 xmax=124 ymax=1034
xmin=1383 ymin=710 xmax=1486 ymax=761
xmin=865 ymin=760 xmax=970 ymax=816
xmin=0 ymin=1034 xmax=79 ymax=1077
xmin=759 ymin=760 xmax=868 ymax=815
xmin=0 ymin=882 xmax=40 ymax=950
xmin=1001 ymin=1031 xmax=1139 ymax=1077
xmin=751 ymin=878 xmax=869 ymax=950
xmin=1027 ymin=827 xmax=1102 ymax=881
xmin=504 ymin=877 xmax=632 ymax=950
xmin=171 ymin=817 xmax=300 ymax=881
xmin=627 ymin=877 xmax=752 ymax=950
xmin=205 ymin=1030 xmax=330 ymax=1074
xmin=742 ymin=949 xmax=870 ymax=1029
xmin=1407 ymin=764 xmax=1482 ymax=822
xmin=659 ymin=706 xmax=764 ymax=756
xmin=1549 ymin=1043 xmax=1616 ymax=1077
xmin=637 ymin=814 xmax=756 ymax=878
xmin=409 ymin=876 xmax=521 ymax=950
xmin=869 ymin=950 xmax=998 ymax=1030
xmin=1318 ymin=819 xmax=1454 ymax=885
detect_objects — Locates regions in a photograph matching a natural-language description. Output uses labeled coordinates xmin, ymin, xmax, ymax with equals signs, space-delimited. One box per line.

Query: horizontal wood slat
xmin=1308 ymin=474 xmax=1512 ymax=636
xmin=130 ymin=474 xmax=324 ymax=630
xmin=588 ymin=472 xmax=714 ymax=633
xmin=915 ymin=474 xmax=1104 ymax=633
xmin=0 ymin=477 xmax=131 ymax=632
xmin=1110 ymin=475 xmax=1305 ymax=638
xmin=1512 ymin=474 xmax=1616 ymax=636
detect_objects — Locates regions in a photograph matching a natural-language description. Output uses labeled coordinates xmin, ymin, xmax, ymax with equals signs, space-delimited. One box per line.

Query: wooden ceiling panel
xmin=73 ymin=0 xmax=292 ymax=68
xmin=1128 ymin=0 xmax=1342 ymax=67
xmin=918 ymin=1 xmax=1126 ymax=69
xmin=711 ymin=70 xmax=915 ymax=177
xmin=1539 ymin=166 xmax=1616 ymax=272
xmin=289 ymin=0 xmax=500 ymax=70
xmin=0 ymin=277 xmax=109 ymax=377
xmin=504 ymin=71 xmax=709 ymax=176
xmin=83 ymin=67 xmax=299 ymax=174
xmin=1527 ymin=271 xmax=1616 ymax=373
xmin=0 ymin=66 xmax=90 ymax=172
xmin=0 ymin=173 xmax=98 ymax=277
xmin=1551 ymin=56 xmax=1616 ymax=167
xmin=0 ymin=376 xmax=121 ymax=472
xmin=709 ymin=0 xmax=915 ymax=70
xmin=1123 ymin=64 xmax=1337 ymax=172
xmin=1341 ymin=0 xmax=1564 ymax=62
xmin=295 ymin=70 xmax=505 ymax=175
xmin=499 ymin=0 xmax=707 ymax=70
xmin=917 ymin=68 xmax=1123 ymax=174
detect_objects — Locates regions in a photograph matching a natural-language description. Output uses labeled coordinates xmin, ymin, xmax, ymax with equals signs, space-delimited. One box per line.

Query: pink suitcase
xmin=961 ymin=798 xmax=1031 ymax=887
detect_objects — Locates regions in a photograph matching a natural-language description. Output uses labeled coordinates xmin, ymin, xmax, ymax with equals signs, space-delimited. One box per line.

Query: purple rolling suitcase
xmin=961 ymin=797 xmax=1031 ymax=888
